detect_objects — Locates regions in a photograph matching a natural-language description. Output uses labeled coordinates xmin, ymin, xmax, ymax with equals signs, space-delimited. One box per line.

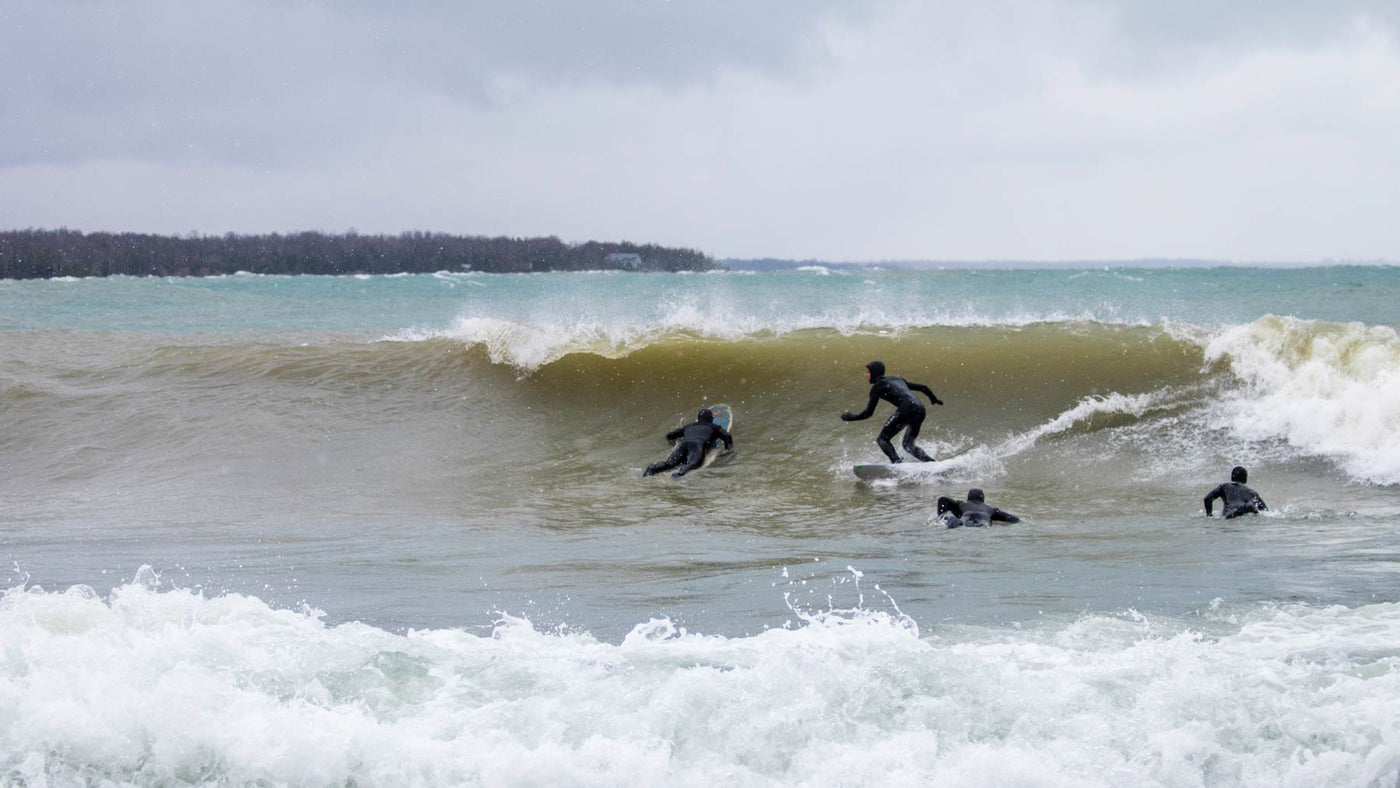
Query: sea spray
xmin=1206 ymin=315 xmax=1400 ymax=484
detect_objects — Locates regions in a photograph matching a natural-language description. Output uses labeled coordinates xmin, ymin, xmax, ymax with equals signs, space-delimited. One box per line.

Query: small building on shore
xmin=605 ymin=253 xmax=643 ymax=271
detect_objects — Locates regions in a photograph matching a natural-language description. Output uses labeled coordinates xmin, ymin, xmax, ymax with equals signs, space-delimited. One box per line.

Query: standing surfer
xmin=643 ymin=408 xmax=734 ymax=478
xmin=1203 ymin=466 xmax=1268 ymax=519
xmin=841 ymin=360 xmax=943 ymax=463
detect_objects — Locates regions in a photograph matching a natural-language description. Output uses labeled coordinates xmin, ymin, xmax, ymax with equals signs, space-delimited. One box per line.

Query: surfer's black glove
xmin=932 ymin=397 xmax=944 ymax=406
xmin=840 ymin=412 xmax=856 ymax=421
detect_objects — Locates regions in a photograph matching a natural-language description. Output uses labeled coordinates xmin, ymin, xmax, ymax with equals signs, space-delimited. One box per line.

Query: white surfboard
xmin=852 ymin=448 xmax=970 ymax=480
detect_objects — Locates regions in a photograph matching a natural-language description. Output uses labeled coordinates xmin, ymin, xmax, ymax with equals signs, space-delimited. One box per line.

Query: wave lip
xmin=400 ymin=307 xmax=1167 ymax=372
xmin=1206 ymin=315 xmax=1400 ymax=485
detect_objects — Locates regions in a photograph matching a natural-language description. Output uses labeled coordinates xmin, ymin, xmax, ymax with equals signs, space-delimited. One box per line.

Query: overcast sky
xmin=3 ymin=1 xmax=1398 ymax=262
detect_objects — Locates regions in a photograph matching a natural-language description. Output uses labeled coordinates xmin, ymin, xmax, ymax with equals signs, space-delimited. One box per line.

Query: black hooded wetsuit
xmin=644 ymin=409 xmax=733 ymax=478
xmin=842 ymin=361 xmax=942 ymax=463
xmin=1203 ymin=482 xmax=1267 ymax=519
xmin=937 ymin=489 xmax=1019 ymax=528
xmin=1204 ymin=466 xmax=1267 ymax=519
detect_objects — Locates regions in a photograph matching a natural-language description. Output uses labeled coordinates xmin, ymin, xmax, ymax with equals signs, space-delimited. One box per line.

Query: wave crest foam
xmin=1206 ymin=315 xmax=1400 ymax=485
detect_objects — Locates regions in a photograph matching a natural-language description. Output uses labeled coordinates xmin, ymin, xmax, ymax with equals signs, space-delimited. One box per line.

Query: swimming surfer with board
xmin=1203 ymin=466 xmax=1268 ymax=519
xmin=643 ymin=408 xmax=734 ymax=478
xmin=937 ymin=488 xmax=1020 ymax=528
xmin=841 ymin=360 xmax=943 ymax=463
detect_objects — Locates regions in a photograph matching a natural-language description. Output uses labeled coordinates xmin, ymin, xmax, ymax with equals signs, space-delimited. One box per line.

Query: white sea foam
xmin=398 ymin=316 xmax=662 ymax=370
xmin=3 ymin=573 xmax=1399 ymax=786
xmin=1205 ymin=315 xmax=1400 ymax=485
xmin=895 ymin=391 xmax=1170 ymax=484
xmin=997 ymin=391 xmax=1161 ymax=457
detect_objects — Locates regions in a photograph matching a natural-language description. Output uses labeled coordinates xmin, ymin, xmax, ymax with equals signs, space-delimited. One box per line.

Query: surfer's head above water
xmin=967 ymin=488 xmax=985 ymax=503
xmin=865 ymin=360 xmax=885 ymax=381
xmin=697 ymin=408 xmax=715 ymax=423
xmin=1232 ymin=466 xmax=1248 ymax=483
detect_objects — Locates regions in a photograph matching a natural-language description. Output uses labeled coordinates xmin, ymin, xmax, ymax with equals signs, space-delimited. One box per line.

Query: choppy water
xmin=3 ymin=266 xmax=1399 ymax=785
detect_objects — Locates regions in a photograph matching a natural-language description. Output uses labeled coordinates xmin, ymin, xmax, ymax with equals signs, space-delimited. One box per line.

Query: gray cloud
xmin=3 ymin=0 xmax=1399 ymax=260
xmin=0 ymin=1 xmax=857 ymax=167
xmin=1103 ymin=0 xmax=1397 ymax=48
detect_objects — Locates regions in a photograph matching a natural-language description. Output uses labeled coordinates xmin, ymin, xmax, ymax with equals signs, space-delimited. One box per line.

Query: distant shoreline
xmin=2 ymin=229 xmax=1391 ymax=280
xmin=0 ymin=228 xmax=717 ymax=279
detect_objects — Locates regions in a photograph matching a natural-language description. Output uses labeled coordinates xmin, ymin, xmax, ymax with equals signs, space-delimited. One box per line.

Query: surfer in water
xmin=841 ymin=360 xmax=943 ymax=463
xmin=937 ymin=488 xmax=1020 ymax=528
xmin=643 ymin=408 xmax=734 ymax=478
xmin=1203 ymin=466 xmax=1268 ymax=519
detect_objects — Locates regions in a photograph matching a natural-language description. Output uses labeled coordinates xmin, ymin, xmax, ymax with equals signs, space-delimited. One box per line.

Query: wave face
xmin=4 ymin=575 xmax=1400 ymax=786
xmin=3 ymin=269 xmax=1399 ymax=539
xmin=4 ymin=316 xmax=1398 ymax=501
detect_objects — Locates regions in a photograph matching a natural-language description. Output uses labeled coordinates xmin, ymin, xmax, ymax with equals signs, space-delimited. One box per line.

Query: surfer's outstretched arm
xmin=908 ymin=382 xmax=944 ymax=406
xmin=991 ymin=508 xmax=1020 ymax=524
xmin=664 ymin=426 xmax=685 ymax=442
xmin=842 ymin=390 xmax=880 ymax=421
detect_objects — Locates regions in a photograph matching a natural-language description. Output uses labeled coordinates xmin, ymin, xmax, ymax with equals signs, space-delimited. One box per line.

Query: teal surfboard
xmin=699 ymin=403 xmax=733 ymax=467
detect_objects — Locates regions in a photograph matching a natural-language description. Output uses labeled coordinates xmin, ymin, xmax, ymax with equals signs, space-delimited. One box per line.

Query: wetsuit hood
xmin=865 ymin=360 xmax=885 ymax=379
xmin=697 ymin=408 xmax=715 ymax=423
xmin=967 ymin=488 xmax=985 ymax=503
xmin=1231 ymin=466 xmax=1248 ymax=483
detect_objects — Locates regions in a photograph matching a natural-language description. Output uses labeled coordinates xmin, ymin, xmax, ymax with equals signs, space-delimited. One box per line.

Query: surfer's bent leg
xmin=644 ymin=445 xmax=688 ymax=477
xmin=900 ymin=409 xmax=934 ymax=462
xmin=876 ymin=414 xmax=906 ymax=463
xmin=671 ymin=442 xmax=706 ymax=477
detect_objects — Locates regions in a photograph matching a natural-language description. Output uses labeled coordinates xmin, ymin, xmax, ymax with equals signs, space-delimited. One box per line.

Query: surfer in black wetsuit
xmin=937 ymin=488 xmax=1020 ymax=528
xmin=643 ymin=408 xmax=734 ymax=478
xmin=1203 ymin=466 xmax=1268 ymax=519
xmin=841 ymin=360 xmax=943 ymax=463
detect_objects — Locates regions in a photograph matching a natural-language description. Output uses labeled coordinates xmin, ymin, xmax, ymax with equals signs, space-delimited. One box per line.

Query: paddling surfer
xmin=643 ymin=408 xmax=733 ymax=478
xmin=1203 ymin=466 xmax=1268 ymax=519
xmin=937 ymin=488 xmax=1020 ymax=528
xmin=840 ymin=360 xmax=943 ymax=463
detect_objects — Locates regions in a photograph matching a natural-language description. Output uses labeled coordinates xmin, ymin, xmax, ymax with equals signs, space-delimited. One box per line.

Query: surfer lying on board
xmin=1203 ymin=466 xmax=1268 ymax=519
xmin=840 ymin=360 xmax=943 ymax=463
xmin=643 ymin=408 xmax=734 ymax=478
xmin=937 ymin=488 xmax=1020 ymax=528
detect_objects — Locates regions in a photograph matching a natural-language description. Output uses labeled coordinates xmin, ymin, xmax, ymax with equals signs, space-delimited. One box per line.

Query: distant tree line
xmin=0 ymin=229 xmax=717 ymax=279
